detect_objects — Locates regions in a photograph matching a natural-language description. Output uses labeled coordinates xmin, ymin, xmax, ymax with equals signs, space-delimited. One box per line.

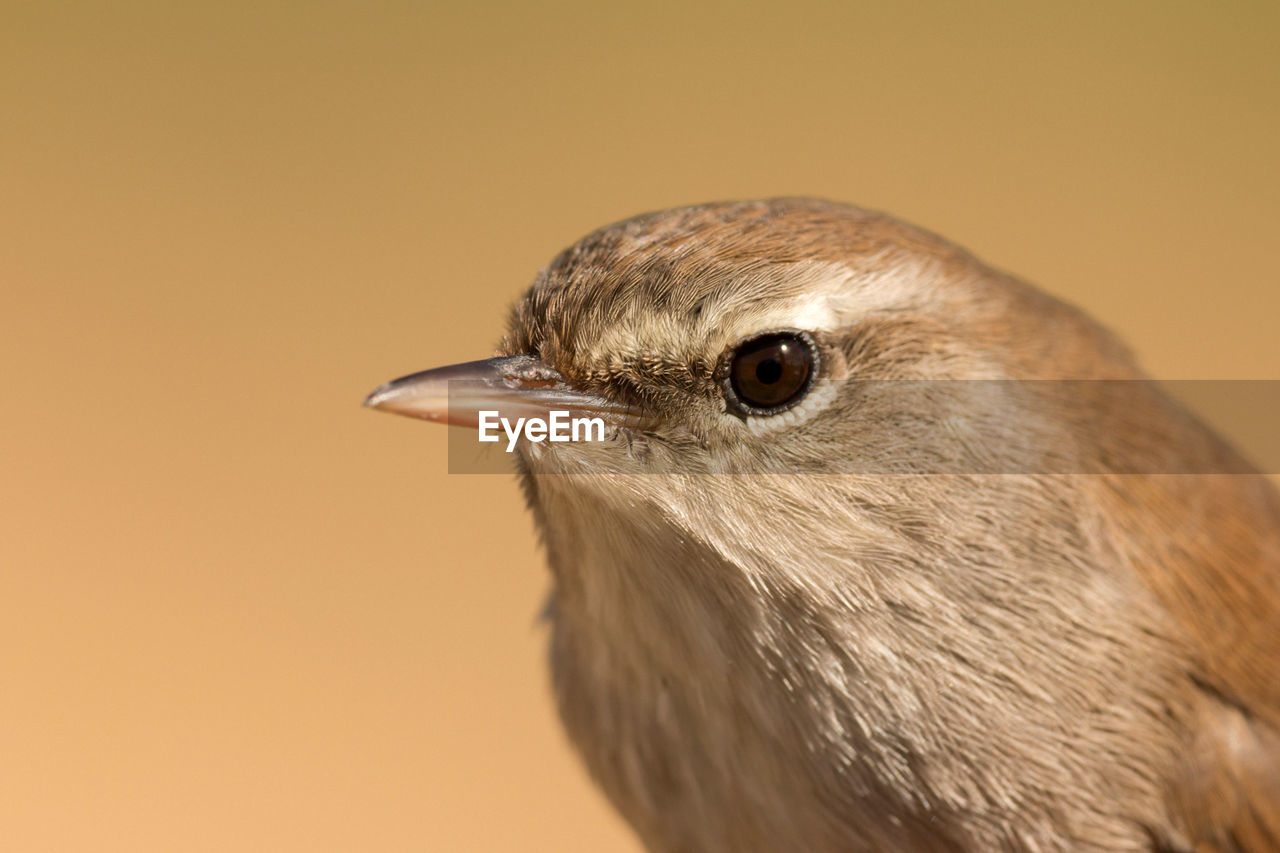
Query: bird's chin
xmin=515 ymin=432 xmax=649 ymax=478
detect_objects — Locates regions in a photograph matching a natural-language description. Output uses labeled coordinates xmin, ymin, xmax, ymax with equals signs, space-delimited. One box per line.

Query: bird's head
xmin=366 ymin=198 xmax=1141 ymax=485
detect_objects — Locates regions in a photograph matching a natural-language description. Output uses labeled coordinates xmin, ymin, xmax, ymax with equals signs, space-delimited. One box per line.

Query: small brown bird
xmin=366 ymin=199 xmax=1280 ymax=852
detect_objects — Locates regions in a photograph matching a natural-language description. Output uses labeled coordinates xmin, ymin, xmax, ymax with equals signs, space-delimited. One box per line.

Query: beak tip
xmin=363 ymin=384 xmax=394 ymax=410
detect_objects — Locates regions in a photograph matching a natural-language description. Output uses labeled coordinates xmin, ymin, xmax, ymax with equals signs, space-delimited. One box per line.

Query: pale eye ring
xmin=721 ymin=330 xmax=818 ymax=416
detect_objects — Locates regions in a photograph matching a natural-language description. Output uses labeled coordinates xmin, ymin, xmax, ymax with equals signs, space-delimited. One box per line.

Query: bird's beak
xmin=364 ymin=354 xmax=651 ymax=430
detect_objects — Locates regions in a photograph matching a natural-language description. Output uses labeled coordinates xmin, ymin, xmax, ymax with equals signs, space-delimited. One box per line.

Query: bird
xmin=365 ymin=198 xmax=1280 ymax=852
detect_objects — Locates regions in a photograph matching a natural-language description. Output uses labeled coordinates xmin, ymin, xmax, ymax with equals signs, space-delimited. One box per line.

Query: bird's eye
xmin=724 ymin=331 xmax=817 ymax=415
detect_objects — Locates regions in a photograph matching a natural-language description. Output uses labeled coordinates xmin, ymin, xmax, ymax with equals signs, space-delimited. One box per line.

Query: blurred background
xmin=2 ymin=2 xmax=1278 ymax=850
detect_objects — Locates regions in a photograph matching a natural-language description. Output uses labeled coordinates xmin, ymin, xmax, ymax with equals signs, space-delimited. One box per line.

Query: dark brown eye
xmin=725 ymin=331 xmax=816 ymax=414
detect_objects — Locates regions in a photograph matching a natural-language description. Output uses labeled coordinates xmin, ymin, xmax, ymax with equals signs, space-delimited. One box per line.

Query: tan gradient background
xmin=2 ymin=2 xmax=1278 ymax=851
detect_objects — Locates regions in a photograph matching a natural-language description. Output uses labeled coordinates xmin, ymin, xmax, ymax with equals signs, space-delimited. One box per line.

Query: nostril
xmin=498 ymin=353 xmax=565 ymax=388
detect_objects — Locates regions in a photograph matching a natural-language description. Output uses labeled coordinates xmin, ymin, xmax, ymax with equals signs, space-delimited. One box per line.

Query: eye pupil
xmin=726 ymin=331 xmax=815 ymax=414
xmin=756 ymin=359 xmax=782 ymax=384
